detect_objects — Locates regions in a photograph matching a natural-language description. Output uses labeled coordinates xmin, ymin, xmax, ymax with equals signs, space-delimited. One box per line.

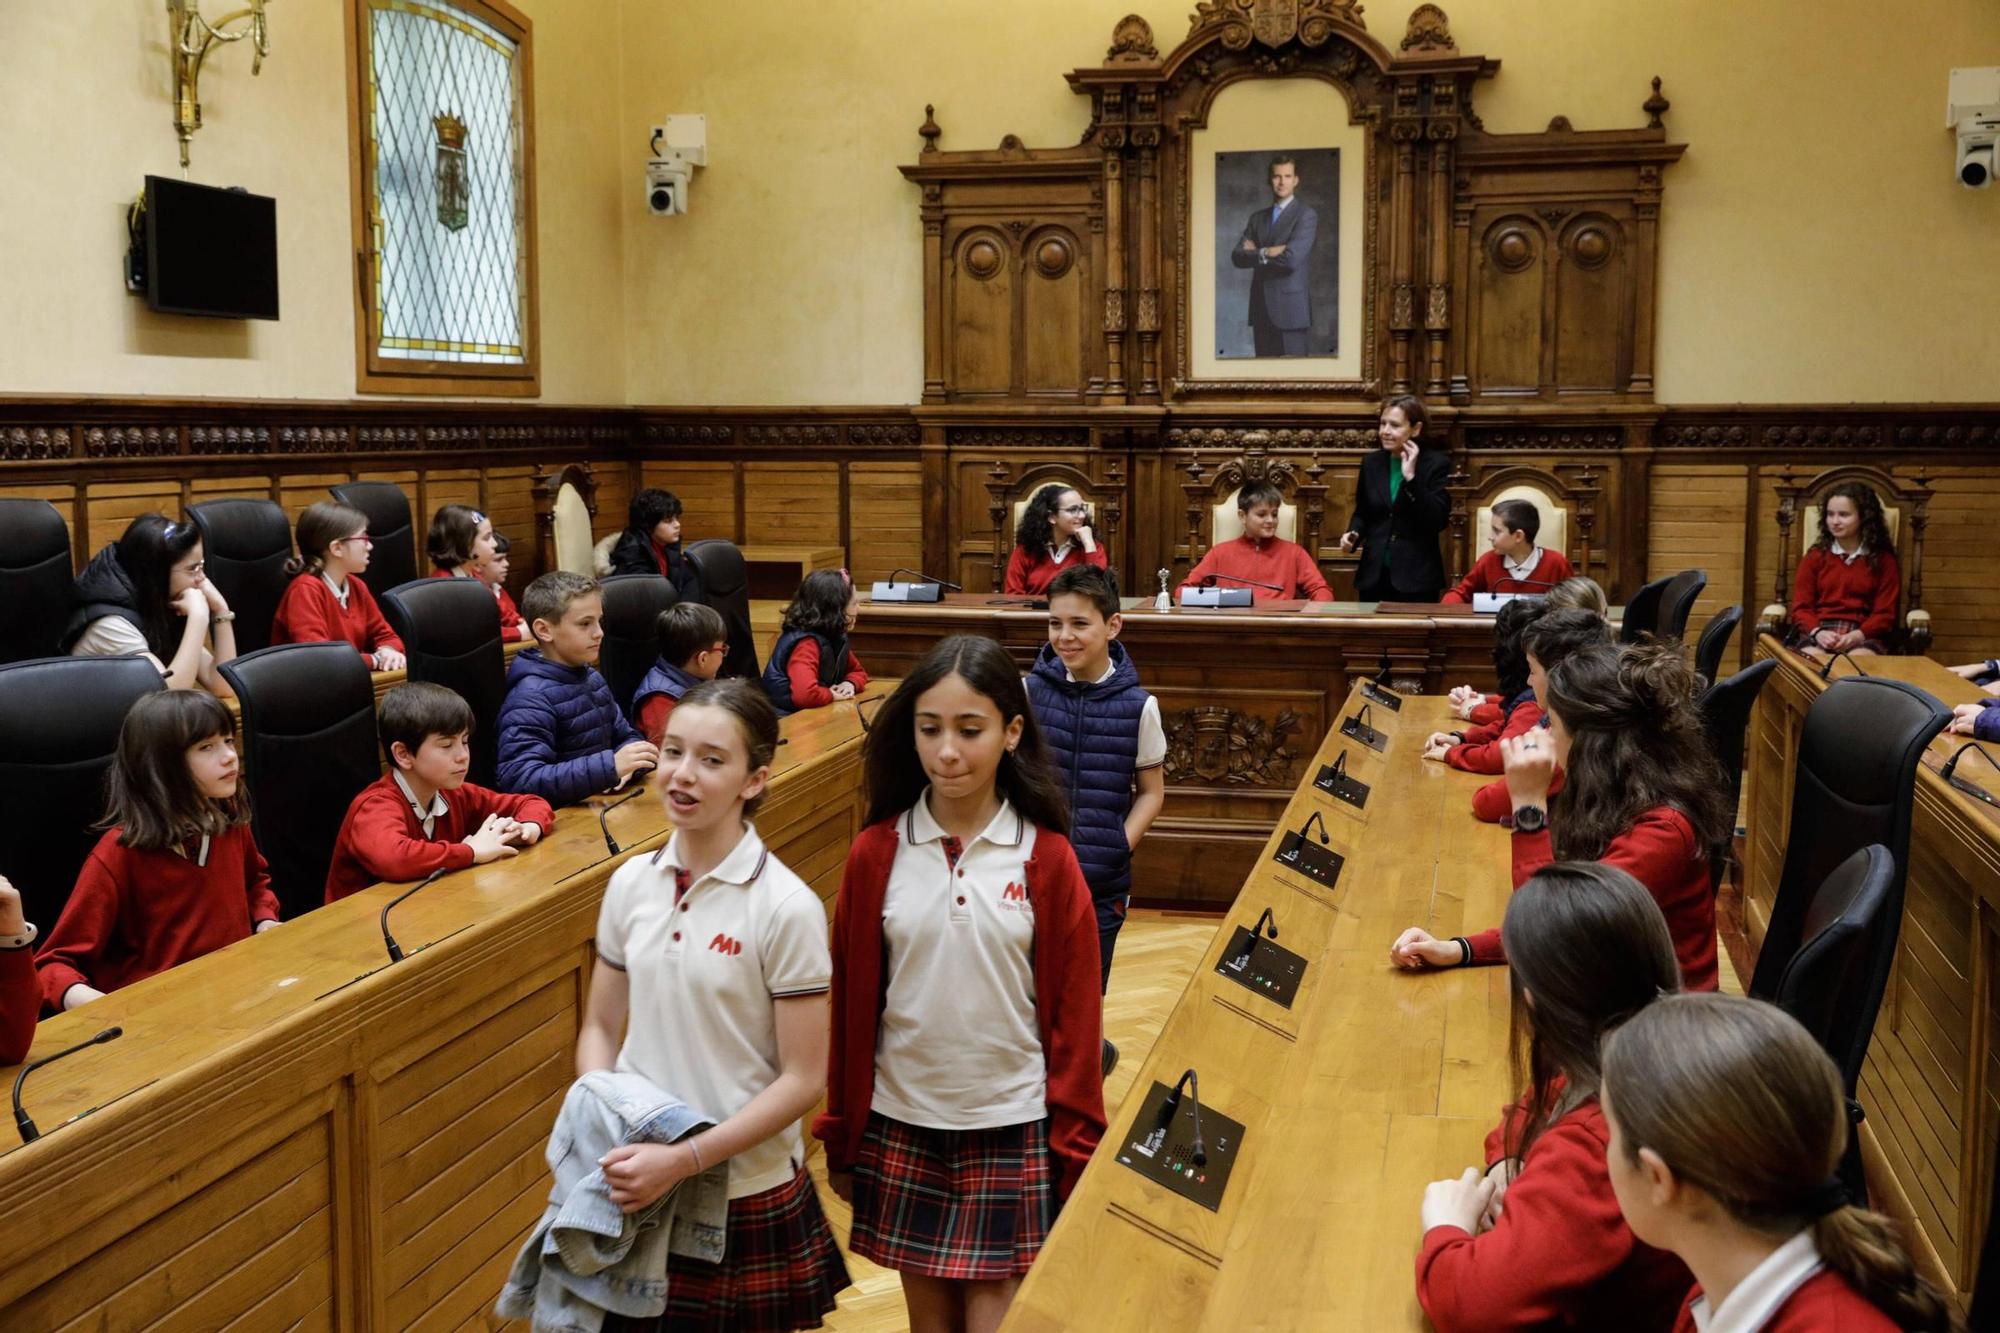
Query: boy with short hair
xmin=1441 ymin=498 xmax=1575 ymax=604
xmin=632 ymin=600 xmax=729 ymax=746
xmin=1025 ymin=564 xmax=1167 ymax=1076
xmin=496 ymin=571 xmax=659 ymax=806
xmin=324 ymin=682 xmax=554 ymax=903
xmin=1179 ymin=480 xmax=1332 ymax=602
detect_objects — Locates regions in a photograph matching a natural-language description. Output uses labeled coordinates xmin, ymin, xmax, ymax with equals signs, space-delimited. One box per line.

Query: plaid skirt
xmin=604 ymin=1168 xmax=850 ymax=1333
xmin=848 ymin=1111 xmax=1055 ymax=1281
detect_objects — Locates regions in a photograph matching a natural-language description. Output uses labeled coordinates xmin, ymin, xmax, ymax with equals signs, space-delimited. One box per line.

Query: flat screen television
xmin=143 ymin=175 xmax=280 ymax=320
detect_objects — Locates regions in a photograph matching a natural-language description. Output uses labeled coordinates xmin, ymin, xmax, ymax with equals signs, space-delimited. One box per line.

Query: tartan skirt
xmin=848 ymin=1111 xmax=1056 ymax=1281
xmin=604 ymin=1168 xmax=850 ymax=1333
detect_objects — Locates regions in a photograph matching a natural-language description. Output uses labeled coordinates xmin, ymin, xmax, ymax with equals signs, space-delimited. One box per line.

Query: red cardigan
xmin=0 ymin=945 xmax=35 ymax=1065
xmin=36 ymin=824 xmax=279 ymax=1009
xmin=1418 ymin=1096 xmax=1691 ymax=1333
xmin=1003 ymin=543 xmax=1109 ymax=597
xmin=323 ymin=774 xmax=555 ymax=903
xmin=1466 ymin=808 xmax=1718 ymax=992
xmin=1671 ymin=1269 xmax=1898 ymax=1332
xmin=1472 ymin=770 xmax=1565 ymax=823
xmin=1182 ymin=536 xmax=1332 ymax=603
xmin=784 ymin=638 xmax=869 ymax=711
xmin=1468 ymin=694 xmax=1504 ymax=729
xmin=1789 ymin=546 xmax=1900 ymax=641
xmin=1442 ymin=547 xmax=1577 ymax=604
xmin=430 ymin=568 xmax=530 ymax=641
xmin=1447 ymin=701 xmax=1545 ymax=776
xmin=271 ymin=572 xmax=405 ymax=666
xmin=813 ymin=817 xmax=1106 ymax=1199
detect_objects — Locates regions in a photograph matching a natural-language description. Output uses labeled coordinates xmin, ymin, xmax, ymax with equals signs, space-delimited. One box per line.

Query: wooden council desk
xmin=1008 ymin=682 xmax=1516 ymax=1330
xmin=0 ymin=682 xmax=891 ymax=1328
xmin=852 ymin=593 xmax=1503 ymax=911
xmin=1744 ymin=640 xmax=2000 ymax=1299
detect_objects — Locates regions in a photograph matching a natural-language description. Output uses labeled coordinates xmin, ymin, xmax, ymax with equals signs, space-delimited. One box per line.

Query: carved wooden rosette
xmin=1161 ymin=701 xmax=1303 ymax=786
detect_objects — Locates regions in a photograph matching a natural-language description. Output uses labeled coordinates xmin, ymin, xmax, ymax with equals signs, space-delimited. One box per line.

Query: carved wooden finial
xmin=1106 ymin=14 xmax=1158 ymax=63
xmin=1401 ymin=3 xmax=1455 ymax=53
xmin=1643 ymin=76 xmax=1669 ymax=129
xmin=919 ymin=104 xmax=941 ymax=152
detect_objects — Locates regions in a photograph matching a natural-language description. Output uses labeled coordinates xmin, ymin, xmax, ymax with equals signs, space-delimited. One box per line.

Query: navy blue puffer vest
xmin=1024 ymin=641 xmax=1150 ymax=904
xmin=762 ymin=628 xmax=849 ymax=716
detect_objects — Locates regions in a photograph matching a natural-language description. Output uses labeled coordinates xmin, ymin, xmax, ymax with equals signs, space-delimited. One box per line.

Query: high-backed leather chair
xmin=1771 ymin=844 xmax=1896 ymax=1205
xmin=1748 ymin=677 xmax=1949 ymax=1004
xmin=0 ymin=655 xmax=163 ymax=926
xmin=378 ymin=578 xmax=506 ymax=787
xmin=1656 ymin=568 xmax=1708 ymax=642
xmin=599 ymin=574 xmax=678 ymax=723
xmin=219 ymin=644 xmax=379 ymax=919
xmin=1693 ymin=604 xmax=1743 ymax=686
xmin=189 ymin=498 xmax=293 ymax=655
xmin=329 ymin=480 xmax=417 ymax=593
xmin=1618 ymin=574 xmax=1673 ymax=643
xmin=685 ymin=539 xmax=758 ymax=680
xmin=1698 ymin=658 xmax=1777 ymax=826
xmin=0 ymin=498 xmax=75 ymax=664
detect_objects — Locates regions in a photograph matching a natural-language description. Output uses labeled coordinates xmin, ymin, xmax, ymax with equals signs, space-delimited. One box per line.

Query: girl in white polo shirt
xmin=578 ymin=678 xmax=849 ymax=1332
xmin=815 ymin=634 xmax=1105 ymax=1333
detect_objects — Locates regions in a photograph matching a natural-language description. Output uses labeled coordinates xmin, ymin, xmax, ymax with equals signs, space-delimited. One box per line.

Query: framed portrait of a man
xmin=1215 ymin=147 xmax=1340 ymax=359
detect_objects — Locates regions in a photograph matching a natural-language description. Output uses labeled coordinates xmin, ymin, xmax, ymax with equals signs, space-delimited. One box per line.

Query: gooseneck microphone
xmin=1233 ymin=906 xmax=1280 ymax=966
xmin=1300 ymin=809 xmax=1331 ymax=846
xmin=853 ymin=695 xmax=883 ymax=733
xmin=381 ymin=868 xmax=450 ymax=964
xmin=1203 ymin=572 xmax=1283 ymax=594
xmin=1157 ymin=1068 xmax=1208 ymax=1167
xmin=1940 ymin=742 xmax=2000 ymax=807
xmin=887 ymin=567 xmax=964 ymax=591
xmin=597 ymin=784 xmax=650 ymax=856
xmin=14 ymin=1027 xmax=122 ymax=1144
xmin=1819 ymin=650 xmax=1870 ymax=682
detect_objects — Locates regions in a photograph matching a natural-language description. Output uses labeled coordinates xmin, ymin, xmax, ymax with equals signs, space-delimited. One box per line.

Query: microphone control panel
xmin=1214 ymin=926 xmax=1307 ymax=1008
xmin=870 ymin=581 xmax=943 ymax=603
xmin=1118 ymin=1080 xmax=1246 ymax=1212
xmin=1315 ymin=761 xmax=1370 ymax=809
xmin=1273 ymin=831 xmax=1344 ymax=889
xmin=1360 ymin=680 xmax=1403 ymax=711
xmin=1340 ymin=713 xmax=1387 ymax=751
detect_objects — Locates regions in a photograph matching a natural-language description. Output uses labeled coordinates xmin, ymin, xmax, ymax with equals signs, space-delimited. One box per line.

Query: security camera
xmin=645 ymin=115 xmax=706 ymax=217
xmin=646 ymin=159 xmax=688 ymax=215
xmin=1948 ymin=67 xmax=2000 ymax=189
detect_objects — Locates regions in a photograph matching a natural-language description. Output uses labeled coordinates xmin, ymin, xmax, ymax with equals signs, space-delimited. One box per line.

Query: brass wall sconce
xmin=168 ymin=0 xmax=272 ymax=169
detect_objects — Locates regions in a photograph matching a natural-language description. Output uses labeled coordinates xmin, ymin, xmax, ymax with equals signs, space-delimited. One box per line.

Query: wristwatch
xmin=213 ymin=611 xmax=237 ymax=623
xmin=1513 ymin=805 xmax=1548 ymax=834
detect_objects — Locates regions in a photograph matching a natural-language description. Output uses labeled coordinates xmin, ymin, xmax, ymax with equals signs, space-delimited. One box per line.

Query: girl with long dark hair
xmin=1003 ymin=483 xmax=1107 ymax=597
xmin=1789 ymin=481 xmax=1901 ymax=660
xmin=64 ymin=512 xmax=239 ymax=694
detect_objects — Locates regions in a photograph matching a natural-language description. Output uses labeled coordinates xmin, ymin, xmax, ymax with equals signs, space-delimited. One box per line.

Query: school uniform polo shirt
xmin=391 ymin=770 xmax=448 ymax=838
xmin=872 ymin=794 xmax=1047 ymax=1131
xmin=595 ymin=822 xmax=830 ymax=1198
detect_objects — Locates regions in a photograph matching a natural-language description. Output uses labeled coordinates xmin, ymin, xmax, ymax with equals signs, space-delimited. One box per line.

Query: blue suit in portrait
xmin=1231 ymin=195 xmax=1319 ymax=357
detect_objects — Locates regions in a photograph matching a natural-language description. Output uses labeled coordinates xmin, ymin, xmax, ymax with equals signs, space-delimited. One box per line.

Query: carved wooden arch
xmin=1770 ymin=461 xmax=1932 ymax=617
xmin=984 ymin=458 xmax=1126 ymax=590
xmin=1443 ymin=459 xmax=1599 ymax=581
xmin=531 ymin=460 xmax=598 ymax=580
xmin=1179 ymin=430 xmax=1329 ymax=564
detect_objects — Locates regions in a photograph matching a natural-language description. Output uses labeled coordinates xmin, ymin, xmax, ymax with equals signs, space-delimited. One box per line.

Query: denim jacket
xmin=497 ymin=1069 xmax=731 ymax=1332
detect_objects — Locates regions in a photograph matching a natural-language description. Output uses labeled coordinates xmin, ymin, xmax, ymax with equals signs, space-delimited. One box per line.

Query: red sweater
xmin=1418 ymin=1096 xmax=1691 ymax=1332
xmin=36 ymin=824 xmax=279 ymax=1009
xmin=1468 ymin=694 xmax=1504 ymax=729
xmin=785 ymin=638 xmax=869 ymax=711
xmin=1789 ymin=546 xmax=1900 ymax=641
xmin=1003 ymin=543 xmax=1109 ymax=597
xmin=1466 ymin=808 xmax=1717 ymax=992
xmin=323 ymin=774 xmax=555 ymax=903
xmin=1670 ymin=1269 xmax=1898 ymax=1332
xmin=1472 ymin=770 xmax=1565 ymax=823
xmin=430 ymin=568 xmax=530 ymax=642
xmin=1442 ymin=547 xmax=1577 ymax=604
xmin=813 ymin=817 xmax=1106 ymax=1199
xmin=271 ymin=572 xmax=405 ymax=666
xmin=1181 ymin=535 xmax=1331 ymax=603
xmin=0 ymin=945 xmax=35 ymax=1064
xmin=1448 ymin=701 xmax=1545 ymax=775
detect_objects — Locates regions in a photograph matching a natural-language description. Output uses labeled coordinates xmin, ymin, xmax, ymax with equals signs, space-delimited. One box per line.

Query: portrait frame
xmin=1212 ymin=146 xmax=1341 ymax=360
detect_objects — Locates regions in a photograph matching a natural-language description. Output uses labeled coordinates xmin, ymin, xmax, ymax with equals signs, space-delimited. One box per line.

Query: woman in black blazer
xmin=1340 ymin=395 xmax=1450 ymax=602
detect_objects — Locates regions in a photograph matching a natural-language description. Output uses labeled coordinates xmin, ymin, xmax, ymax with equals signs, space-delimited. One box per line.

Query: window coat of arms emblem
xmin=433 ymin=112 xmax=469 ymax=233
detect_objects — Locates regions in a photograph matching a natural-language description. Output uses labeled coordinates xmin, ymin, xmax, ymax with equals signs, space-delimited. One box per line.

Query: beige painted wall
xmin=615 ymin=0 xmax=2000 ymax=406
xmin=0 ymin=0 xmax=625 ymax=402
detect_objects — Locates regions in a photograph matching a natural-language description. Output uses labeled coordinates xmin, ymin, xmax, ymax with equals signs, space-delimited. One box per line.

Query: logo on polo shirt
xmin=999 ymin=880 xmax=1031 ymax=914
xmin=708 ymin=933 xmax=743 ymax=955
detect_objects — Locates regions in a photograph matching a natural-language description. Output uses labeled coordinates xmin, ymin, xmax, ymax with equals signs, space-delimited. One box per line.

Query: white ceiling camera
xmin=1948 ymin=67 xmax=2000 ymax=189
xmin=647 ymin=115 xmax=706 ymax=216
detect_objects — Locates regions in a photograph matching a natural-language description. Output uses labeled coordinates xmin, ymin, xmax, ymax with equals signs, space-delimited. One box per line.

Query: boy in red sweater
xmin=1180 ymin=481 xmax=1331 ymax=604
xmin=323 ymin=683 xmax=554 ymax=903
xmin=1441 ymin=498 xmax=1574 ymax=604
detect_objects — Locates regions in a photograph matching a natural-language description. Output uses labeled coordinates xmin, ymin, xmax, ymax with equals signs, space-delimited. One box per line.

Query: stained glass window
xmin=352 ymin=0 xmax=536 ymax=390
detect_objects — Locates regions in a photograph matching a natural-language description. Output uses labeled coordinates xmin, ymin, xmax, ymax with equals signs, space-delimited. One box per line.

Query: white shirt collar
xmin=1272 ymin=196 xmax=1294 ymax=214
xmin=1503 ymin=546 xmax=1542 ymax=581
xmin=320 ymin=570 xmax=351 ymax=609
xmin=1048 ymin=538 xmax=1077 ymax=561
xmin=655 ymin=821 xmax=769 ymax=887
xmin=907 ymin=793 xmax=1027 ymax=850
xmin=1689 ymin=1230 xmax=1823 ymax=1333
xmin=1064 ymin=658 xmax=1118 ymax=686
xmin=391 ymin=770 xmax=449 ymax=836
xmin=1832 ymin=542 xmax=1869 ymax=566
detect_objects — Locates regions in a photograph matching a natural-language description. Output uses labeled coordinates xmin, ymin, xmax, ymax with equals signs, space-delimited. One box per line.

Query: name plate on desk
xmin=1118 ymin=1081 xmax=1246 ymax=1212
xmin=1471 ymin=592 xmax=1534 ymax=613
xmin=871 ymin=581 xmax=943 ymax=603
xmin=1340 ymin=714 xmax=1387 ymax=752
xmin=1179 ymin=585 xmax=1254 ymax=608
xmin=1272 ymin=831 xmax=1344 ymax=888
xmin=1359 ymin=680 xmax=1403 ymax=711
xmin=1215 ymin=928 xmax=1307 ymax=1009
xmin=1314 ymin=762 xmax=1371 ymax=810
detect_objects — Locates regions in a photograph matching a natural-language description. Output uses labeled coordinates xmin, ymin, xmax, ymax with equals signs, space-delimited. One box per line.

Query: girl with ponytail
xmin=1392 ymin=637 xmax=1732 ymax=990
xmin=271 ymin=501 xmax=407 ymax=670
xmin=1602 ymin=993 xmax=1960 ymax=1332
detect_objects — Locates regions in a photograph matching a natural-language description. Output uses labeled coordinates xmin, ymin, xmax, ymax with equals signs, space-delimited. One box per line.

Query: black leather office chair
xmin=1618 ymin=574 xmax=1673 ymax=644
xmin=685 ymin=539 xmax=759 ymax=680
xmin=379 ymin=577 xmax=506 ymax=787
xmin=219 ymin=644 xmax=379 ymax=919
xmin=1748 ymin=678 xmax=1948 ymax=1006
xmin=1770 ymin=844 xmax=1895 ymax=1206
xmin=190 ymin=498 xmax=293 ymax=656
xmin=1699 ymin=657 xmax=1777 ymax=809
xmin=329 ymin=480 xmax=417 ymax=593
xmin=599 ymin=574 xmax=679 ymax=724
xmin=0 ymin=655 xmax=163 ymax=927
xmin=1693 ymin=604 xmax=1743 ymax=686
xmin=0 ymin=498 xmax=75 ymax=664
xmin=1656 ymin=568 xmax=1708 ymax=642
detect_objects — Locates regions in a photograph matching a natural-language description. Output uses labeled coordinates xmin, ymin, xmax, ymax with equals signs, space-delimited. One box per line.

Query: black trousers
xmin=1252 ymin=323 xmax=1311 ymax=357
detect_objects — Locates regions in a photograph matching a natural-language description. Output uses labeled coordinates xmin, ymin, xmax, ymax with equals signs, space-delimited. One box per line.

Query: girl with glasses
xmin=272 ymin=501 xmax=407 ymax=670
